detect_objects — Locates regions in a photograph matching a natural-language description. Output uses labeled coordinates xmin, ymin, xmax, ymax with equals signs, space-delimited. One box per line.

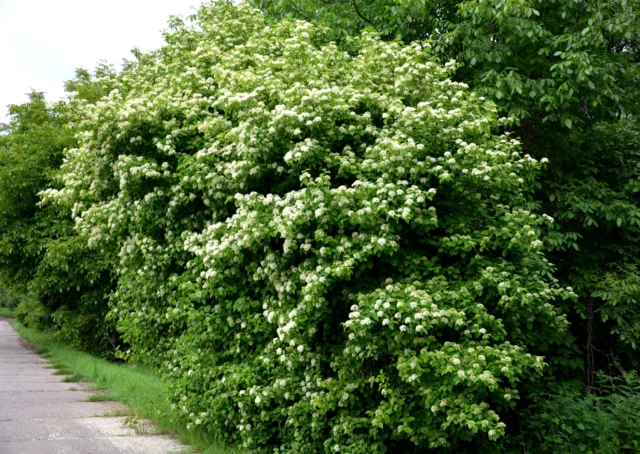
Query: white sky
xmin=0 ymin=0 xmax=205 ymax=123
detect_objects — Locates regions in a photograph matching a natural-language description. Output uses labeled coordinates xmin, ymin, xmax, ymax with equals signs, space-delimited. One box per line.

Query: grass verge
xmin=0 ymin=307 xmax=14 ymax=318
xmin=9 ymin=320 xmax=241 ymax=454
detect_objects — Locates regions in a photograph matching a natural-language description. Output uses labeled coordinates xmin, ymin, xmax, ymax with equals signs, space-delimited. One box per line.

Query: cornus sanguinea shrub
xmin=44 ymin=2 xmax=576 ymax=452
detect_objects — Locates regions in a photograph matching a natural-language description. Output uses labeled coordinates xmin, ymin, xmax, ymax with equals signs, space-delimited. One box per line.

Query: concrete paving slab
xmin=109 ymin=435 xmax=188 ymax=453
xmin=0 ymin=382 xmax=89 ymax=392
xmin=0 ymin=320 xmax=189 ymax=453
xmin=0 ymin=362 xmax=49 ymax=367
xmin=0 ymin=435 xmax=188 ymax=454
xmin=0 ymin=359 xmax=50 ymax=365
xmin=0 ymin=374 xmax=72 ymax=384
xmin=0 ymin=366 xmax=61 ymax=374
xmin=0 ymin=352 xmax=44 ymax=357
xmin=0 ymin=390 xmax=97 ymax=408
xmin=0 ymin=348 xmax=39 ymax=356
xmin=0 ymin=368 xmax=59 ymax=374
xmin=0 ymin=402 xmax=127 ymax=421
xmin=0 ymin=352 xmax=44 ymax=355
xmin=0 ymin=438 xmax=137 ymax=454
xmin=0 ymin=360 xmax=51 ymax=365
xmin=0 ymin=416 xmax=137 ymax=442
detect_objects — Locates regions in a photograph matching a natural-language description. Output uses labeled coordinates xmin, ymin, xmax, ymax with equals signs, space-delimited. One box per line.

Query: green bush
xmin=14 ymin=297 xmax=52 ymax=332
xmin=0 ymin=287 xmax=20 ymax=309
xmin=252 ymin=0 xmax=640 ymax=378
xmin=51 ymin=298 xmax=118 ymax=359
xmin=0 ymin=81 xmax=117 ymax=357
xmin=517 ymin=373 xmax=640 ymax=453
xmin=47 ymin=2 xmax=576 ymax=452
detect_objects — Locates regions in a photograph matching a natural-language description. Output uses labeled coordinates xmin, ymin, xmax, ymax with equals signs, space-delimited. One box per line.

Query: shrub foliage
xmin=41 ymin=3 xmax=577 ymax=451
xmin=252 ymin=0 xmax=640 ymax=379
xmin=0 ymin=91 xmax=117 ymax=355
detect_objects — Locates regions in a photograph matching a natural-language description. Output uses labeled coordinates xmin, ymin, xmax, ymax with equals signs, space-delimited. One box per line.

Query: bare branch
xmin=318 ymin=0 xmax=375 ymax=26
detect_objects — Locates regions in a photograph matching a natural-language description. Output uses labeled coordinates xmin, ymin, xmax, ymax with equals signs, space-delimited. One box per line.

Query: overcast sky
xmin=0 ymin=0 xmax=205 ymax=123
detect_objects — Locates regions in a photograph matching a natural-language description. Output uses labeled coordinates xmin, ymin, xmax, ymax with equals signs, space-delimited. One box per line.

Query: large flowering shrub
xmin=45 ymin=2 xmax=574 ymax=452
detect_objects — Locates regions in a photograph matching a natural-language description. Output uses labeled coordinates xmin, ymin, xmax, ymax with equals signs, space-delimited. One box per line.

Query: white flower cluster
xmin=45 ymin=2 xmax=572 ymax=452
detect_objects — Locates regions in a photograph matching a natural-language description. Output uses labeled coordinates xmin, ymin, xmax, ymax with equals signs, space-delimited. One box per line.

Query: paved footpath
xmin=0 ymin=319 xmax=188 ymax=453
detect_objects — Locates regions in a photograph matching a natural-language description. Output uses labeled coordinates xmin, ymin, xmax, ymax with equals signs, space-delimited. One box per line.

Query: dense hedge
xmin=39 ymin=3 xmax=578 ymax=451
xmin=0 ymin=91 xmax=117 ymax=356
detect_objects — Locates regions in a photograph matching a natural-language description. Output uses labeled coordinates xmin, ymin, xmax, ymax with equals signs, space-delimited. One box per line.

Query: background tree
xmin=0 ymin=80 xmax=118 ymax=356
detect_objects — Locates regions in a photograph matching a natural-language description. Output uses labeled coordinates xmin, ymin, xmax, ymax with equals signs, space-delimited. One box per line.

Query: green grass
xmin=0 ymin=307 xmax=14 ymax=318
xmin=9 ymin=320 xmax=242 ymax=454
xmin=62 ymin=373 xmax=84 ymax=383
xmin=87 ymin=393 xmax=120 ymax=402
